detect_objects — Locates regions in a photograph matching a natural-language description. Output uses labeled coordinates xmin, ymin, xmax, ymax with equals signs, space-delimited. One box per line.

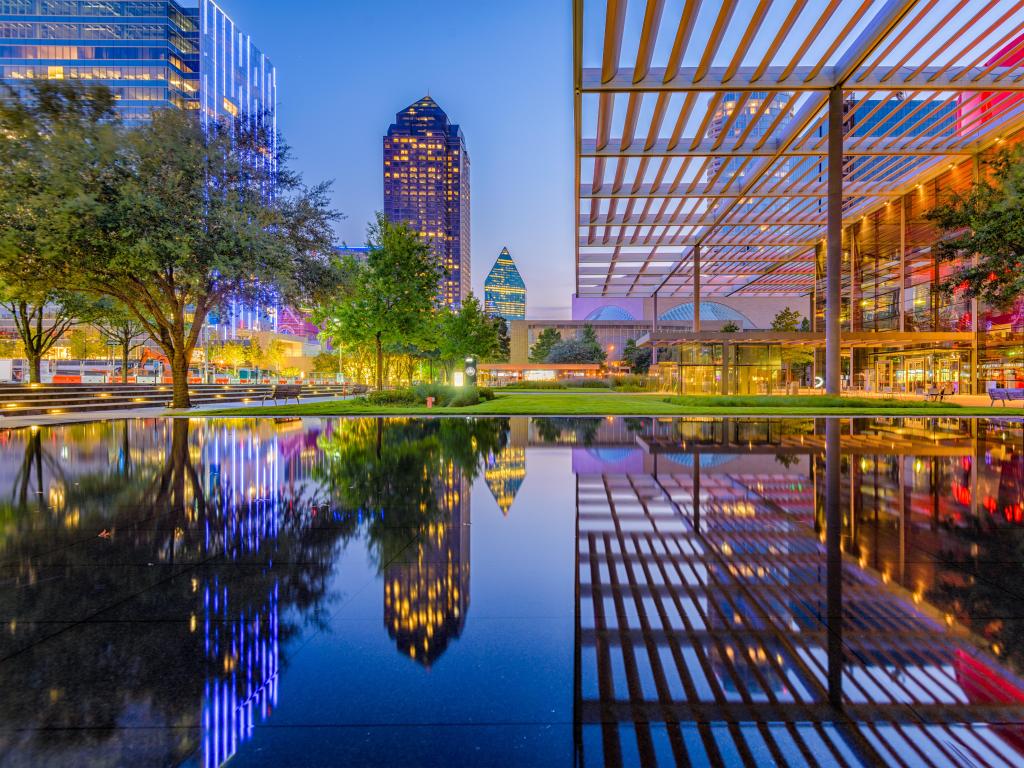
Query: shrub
xmin=367 ymin=388 xmax=418 ymax=405
xmin=610 ymin=374 xmax=658 ymax=392
xmin=449 ymin=388 xmax=481 ymax=407
xmin=501 ymin=380 xmax=564 ymax=390
xmin=571 ymin=378 xmax=611 ymax=388
xmin=478 ymin=386 xmax=496 ymax=401
xmin=413 ymin=382 xmax=456 ymax=406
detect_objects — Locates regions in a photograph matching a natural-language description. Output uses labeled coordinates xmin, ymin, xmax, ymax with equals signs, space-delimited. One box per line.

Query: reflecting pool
xmin=0 ymin=416 xmax=1021 ymax=767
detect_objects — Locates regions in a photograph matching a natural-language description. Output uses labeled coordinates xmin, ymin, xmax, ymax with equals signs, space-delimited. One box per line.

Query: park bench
xmin=261 ymin=384 xmax=303 ymax=406
xmin=924 ymin=384 xmax=954 ymax=402
xmin=989 ymin=387 xmax=1024 ymax=406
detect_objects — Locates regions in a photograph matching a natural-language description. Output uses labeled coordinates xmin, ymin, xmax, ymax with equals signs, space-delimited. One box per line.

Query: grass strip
xmin=190 ymin=392 xmax=1024 ymax=418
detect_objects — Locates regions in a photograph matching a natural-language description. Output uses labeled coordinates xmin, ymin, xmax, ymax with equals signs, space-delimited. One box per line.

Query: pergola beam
xmin=582 ymin=65 xmax=1024 ymax=92
xmin=580 ymin=137 xmax=971 ymax=157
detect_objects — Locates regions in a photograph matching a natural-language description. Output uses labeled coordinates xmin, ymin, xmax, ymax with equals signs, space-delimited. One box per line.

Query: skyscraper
xmin=0 ymin=1 xmax=275 ymax=129
xmin=383 ymin=96 xmax=471 ymax=309
xmin=483 ymin=246 xmax=526 ymax=321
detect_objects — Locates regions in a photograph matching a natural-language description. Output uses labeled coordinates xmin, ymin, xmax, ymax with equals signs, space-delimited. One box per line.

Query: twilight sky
xmin=232 ymin=0 xmax=576 ymax=318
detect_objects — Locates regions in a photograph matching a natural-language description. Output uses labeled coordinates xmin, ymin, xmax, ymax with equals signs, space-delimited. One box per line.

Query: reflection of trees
xmin=0 ymin=419 xmax=352 ymax=767
xmin=532 ymin=417 xmax=600 ymax=446
xmin=316 ymin=417 xmax=507 ymax=570
xmin=316 ymin=417 xmax=508 ymax=667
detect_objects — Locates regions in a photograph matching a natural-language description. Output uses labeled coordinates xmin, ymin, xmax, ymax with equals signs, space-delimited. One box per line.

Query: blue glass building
xmin=484 ymin=247 xmax=526 ymax=321
xmin=0 ymin=1 xmax=275 ymax=131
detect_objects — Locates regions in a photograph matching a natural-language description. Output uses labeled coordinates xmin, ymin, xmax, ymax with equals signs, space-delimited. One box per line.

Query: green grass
xmin=192 ymin=391 xmax=1024 ymax=418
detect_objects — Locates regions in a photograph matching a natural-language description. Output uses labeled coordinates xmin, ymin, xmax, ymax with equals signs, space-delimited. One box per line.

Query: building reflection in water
xmin=484 ymin=445 xmax=527 ymax=516
xmin=317 ymin=418 xmax=509 ymax=668
xmin=0 ymin=418 xmax=343 ymax=768
xmin=384 ymin=463 xmax=471 ymax=666
xmin=571 ymin=416 xmax=1024 ymax=767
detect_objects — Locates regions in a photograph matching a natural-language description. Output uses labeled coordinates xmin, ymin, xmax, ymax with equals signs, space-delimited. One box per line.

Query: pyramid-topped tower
xmin=484 ymin=247 xmax=526 ymax=321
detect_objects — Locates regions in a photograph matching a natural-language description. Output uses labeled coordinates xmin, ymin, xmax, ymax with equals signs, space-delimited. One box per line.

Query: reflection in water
xmin=0 ymin=415 xmax=1021 ymax=766
xmin=0 ymin=418 xmax=347 ymax=767
xmin=571 ymin=416 xmax=1024 ymax=767
xmin=316 ymin=418 xmax=506 ymax=667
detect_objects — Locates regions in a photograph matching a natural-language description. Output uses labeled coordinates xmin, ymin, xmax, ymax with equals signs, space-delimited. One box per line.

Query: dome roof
xmin=659 ymin=302 xmax=752 ymax=326
xmin=585 ymin=305 xmax=636 ymax=321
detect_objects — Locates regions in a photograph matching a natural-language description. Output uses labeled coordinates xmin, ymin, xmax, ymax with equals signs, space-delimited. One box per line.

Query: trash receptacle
xmin=426 ymin=397 xmax=435 ymax=409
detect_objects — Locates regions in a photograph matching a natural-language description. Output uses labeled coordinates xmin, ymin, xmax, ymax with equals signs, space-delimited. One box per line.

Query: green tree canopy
xmin=0 ymin=81 xmax=340 ymax=406
xmin=529 ymin=327 xmax=562 ymax=362
xmin=437 ymin=293 xmax=500 ymax=376
xmin=926 ymin=146 xmax=1024 ymax=309
xmin=0 ymin=81 xmax=117 ymax=382
xmin=316 ymin=214 xmax=444 ymax=390
xmin=622 ymin=338 xmax=652 ymax=374
xmin=770 ymin=307 xmax=813 ymax=386
xmin=91 ymin=299 xmax=149 ymax=383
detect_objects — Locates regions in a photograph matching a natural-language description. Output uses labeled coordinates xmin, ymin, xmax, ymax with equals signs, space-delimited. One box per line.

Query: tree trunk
xmin=26 ymin=352 xmax=41 ymax=384
xmin=121 ymin=344 xmax=129 ymax=384
xmin=375 ymin=335 xmax=383 ymax=391
xmin=171 ymin=349 xmax=191 ymax=409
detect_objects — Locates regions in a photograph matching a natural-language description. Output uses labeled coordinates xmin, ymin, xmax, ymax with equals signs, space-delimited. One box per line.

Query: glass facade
xmin=0 ymin=1 xmax=275 ymax=131
xmin=483 ymin=246 xmax=526 ymax=321
xmin=383 ymin=96 xmax=471 ymax=309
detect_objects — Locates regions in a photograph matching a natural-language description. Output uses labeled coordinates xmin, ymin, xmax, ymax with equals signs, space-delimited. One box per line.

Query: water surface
xmin=0 ymin=416 xmax=1021 ymax=767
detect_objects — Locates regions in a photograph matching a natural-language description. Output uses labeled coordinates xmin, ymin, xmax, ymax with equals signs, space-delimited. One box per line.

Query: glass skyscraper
xmin=484 ymin=246 xmax=526 ymax=321
xmin=383 ymin=96 xmax=471 ymax=309
xmin=0 ymin=0 xmax=275 ymax=131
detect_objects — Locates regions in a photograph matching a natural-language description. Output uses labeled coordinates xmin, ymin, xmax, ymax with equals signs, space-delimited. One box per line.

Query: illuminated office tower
xmin=0 ymin=1 xmax=275 ymax=130
xmin=383 ymin=464 xmax=470 ymax=667
xmin=484 ymin=247 xmax=526 ymax=321
xmin=383 ymin=96 xmax=471 ymax=309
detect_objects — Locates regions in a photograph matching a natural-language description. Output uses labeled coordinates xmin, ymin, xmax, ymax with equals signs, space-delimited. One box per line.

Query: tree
xmin=547 ymin=338 xmax=603 ymax=364
xmin=0 ymin=82 xmax=116 ymax=383
xmin=211 ymin=340 xmax=247 ymax=374
xmin=0 ymin=290 xmax=91 ymax=382
xmin=490 ymin=316 xmax=511 ymax=362
xmin=92 ymin=300 xmax=148 ymax=383
xmin=770 ymin=307 xmax=804 ymax=332
xmin=579 ymin=324 xmax=607 ymax=364
xmin=622 ymin=338 xmax=652 ymax=374
xmin=311 ymin=350 xmax=339 ymax=376
xmin=437 ymin=293 xmax=500 ymax=377
xmin=722 ymin=320 xmax=740 ymax=333
xmin=529 ymin=327 xmax=561 ymax=362
xmin=5 ymin=81 xmax=340 ymax=407
xmin=770 ymin=307 xmax=814 ymax=388
xmin=318 ymin=214 xmax=443 ymax=390
xmin=926 ymin=146 xmax=1024 ymax=309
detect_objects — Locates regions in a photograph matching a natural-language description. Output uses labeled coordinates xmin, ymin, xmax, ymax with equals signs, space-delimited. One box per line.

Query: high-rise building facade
xmin=483 ymin=246 xmax=526 ymax=321
xmin=0 ymin=1 xmax=275 ymax=130
xmin=383 ymin=96 xmax=470 ymax=309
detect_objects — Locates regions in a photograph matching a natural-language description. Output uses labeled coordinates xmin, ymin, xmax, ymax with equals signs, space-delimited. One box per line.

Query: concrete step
xmin=0 ymin=384 xmax=356 ymax=418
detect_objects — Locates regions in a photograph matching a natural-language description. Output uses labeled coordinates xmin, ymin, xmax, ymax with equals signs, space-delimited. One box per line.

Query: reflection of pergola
xmin=574 ymin=468 xmax=1024 ymax=766
xmin=573 ymin=0 xmax=1024 ymax=392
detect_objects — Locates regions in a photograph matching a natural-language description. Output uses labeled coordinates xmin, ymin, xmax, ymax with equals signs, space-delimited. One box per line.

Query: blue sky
xmin=234 ymin=0 xmax=576 ymax=317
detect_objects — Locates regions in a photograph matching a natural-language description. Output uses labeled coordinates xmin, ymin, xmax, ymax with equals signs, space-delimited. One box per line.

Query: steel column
xmin=825 ymin=87 xmax=844 ymax=396
xmin=825 ymin=418 xmax=843 ymax=707
xmin=693 ymin=245 xmax=701 ymax=333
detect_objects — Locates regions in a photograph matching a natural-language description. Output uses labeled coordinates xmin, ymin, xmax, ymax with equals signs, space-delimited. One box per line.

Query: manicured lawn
xmin=194 ymin=391 xmax=1024 ymax=417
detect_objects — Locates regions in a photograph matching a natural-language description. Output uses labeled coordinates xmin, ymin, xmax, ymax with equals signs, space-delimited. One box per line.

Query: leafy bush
xmin=478 ymin=386 xmax=496 ymax=401
xmin=367 ymin=388 xmax=418 ymax=405
xmin=570 ymin=378 xmax=611 ymax=388
xmin=413 ymin=382 xmax=456 ymax=406
xmin=610 ymin=374 xmax=659 ymax=392
xmin=500 ymin=380 xmax=564 ymax=390
xmin=449 ymin=388 xmax=481 ymax=407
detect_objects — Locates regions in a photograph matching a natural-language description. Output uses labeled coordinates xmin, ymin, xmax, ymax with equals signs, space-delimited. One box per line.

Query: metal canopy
xmin=573 ymin=0 xmax=1024 ymax=298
